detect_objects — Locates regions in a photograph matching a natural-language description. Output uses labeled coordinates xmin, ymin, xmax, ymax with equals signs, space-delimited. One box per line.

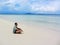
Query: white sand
xmin=0 ymin=19 xmax=60 ymax=45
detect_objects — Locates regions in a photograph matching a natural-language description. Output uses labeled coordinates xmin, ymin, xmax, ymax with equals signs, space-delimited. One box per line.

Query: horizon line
xmin=0 ymin=13 xmax=60 ymax=15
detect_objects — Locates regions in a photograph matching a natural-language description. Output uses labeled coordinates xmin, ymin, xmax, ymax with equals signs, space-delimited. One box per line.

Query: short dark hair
xmin=15 ymin=22 xmax=18 ymax=25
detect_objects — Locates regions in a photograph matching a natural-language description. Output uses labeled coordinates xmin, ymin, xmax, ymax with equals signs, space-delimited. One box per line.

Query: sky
xmin=0 ymin=0 xmax=60 ymax=14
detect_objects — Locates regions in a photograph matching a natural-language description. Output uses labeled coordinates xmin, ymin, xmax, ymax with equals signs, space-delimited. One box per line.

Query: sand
xmin=0 ymin=18 xmax=60 ymax=45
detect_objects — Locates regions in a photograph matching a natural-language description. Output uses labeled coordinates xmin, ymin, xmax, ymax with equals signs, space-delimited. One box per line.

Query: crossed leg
xmin=16 ymin=28 xmax=23 ymax=34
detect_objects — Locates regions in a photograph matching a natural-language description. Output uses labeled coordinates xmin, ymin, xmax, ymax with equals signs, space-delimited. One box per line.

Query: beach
xmin=0 ymin=15 xmax=60 ymax=45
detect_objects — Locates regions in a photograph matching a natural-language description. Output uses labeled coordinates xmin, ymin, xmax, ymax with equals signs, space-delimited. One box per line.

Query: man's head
xmin=15 ymin=22 xmax=18 ymax=26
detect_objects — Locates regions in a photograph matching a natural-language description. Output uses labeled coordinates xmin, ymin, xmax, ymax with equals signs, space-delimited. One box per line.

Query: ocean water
xmin=0 ymin=15 xmax=60 ymax=32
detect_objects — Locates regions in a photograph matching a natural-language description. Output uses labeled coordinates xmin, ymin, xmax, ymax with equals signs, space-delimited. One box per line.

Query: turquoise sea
xmin=0 ymin=15 xmax=60 ymax=32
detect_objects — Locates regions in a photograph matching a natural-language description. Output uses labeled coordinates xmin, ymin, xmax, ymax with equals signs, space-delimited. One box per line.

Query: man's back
xmin=13 ymin=25 xmax=17 ymax=33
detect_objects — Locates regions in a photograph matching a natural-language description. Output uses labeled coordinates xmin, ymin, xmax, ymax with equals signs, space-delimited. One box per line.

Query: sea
xmin=0 ymin=15 xmax=60 ymax=32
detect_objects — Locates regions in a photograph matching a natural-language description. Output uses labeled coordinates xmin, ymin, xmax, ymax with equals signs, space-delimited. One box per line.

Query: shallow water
xmin=0 ymin=15 xmax=60 ymax=32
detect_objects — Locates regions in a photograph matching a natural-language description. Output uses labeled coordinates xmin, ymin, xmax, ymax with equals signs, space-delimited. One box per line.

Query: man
xmin=13 ymin=22 xmax=23 ymax=34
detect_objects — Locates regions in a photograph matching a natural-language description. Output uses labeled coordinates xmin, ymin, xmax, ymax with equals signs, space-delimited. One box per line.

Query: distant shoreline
xmin=0 ymin=13 xmax=60 ymax=15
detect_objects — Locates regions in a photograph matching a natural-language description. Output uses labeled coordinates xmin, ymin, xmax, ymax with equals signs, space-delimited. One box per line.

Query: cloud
xmin=0 ymin=0 xmax=29 ymax=11
xmin=10 ymin=0 xmax=29 ymax=11
xmin=0 ymin=0 xmax=60 ymax=14
xmin=30 ymin=0 xmax=60 ymax=13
